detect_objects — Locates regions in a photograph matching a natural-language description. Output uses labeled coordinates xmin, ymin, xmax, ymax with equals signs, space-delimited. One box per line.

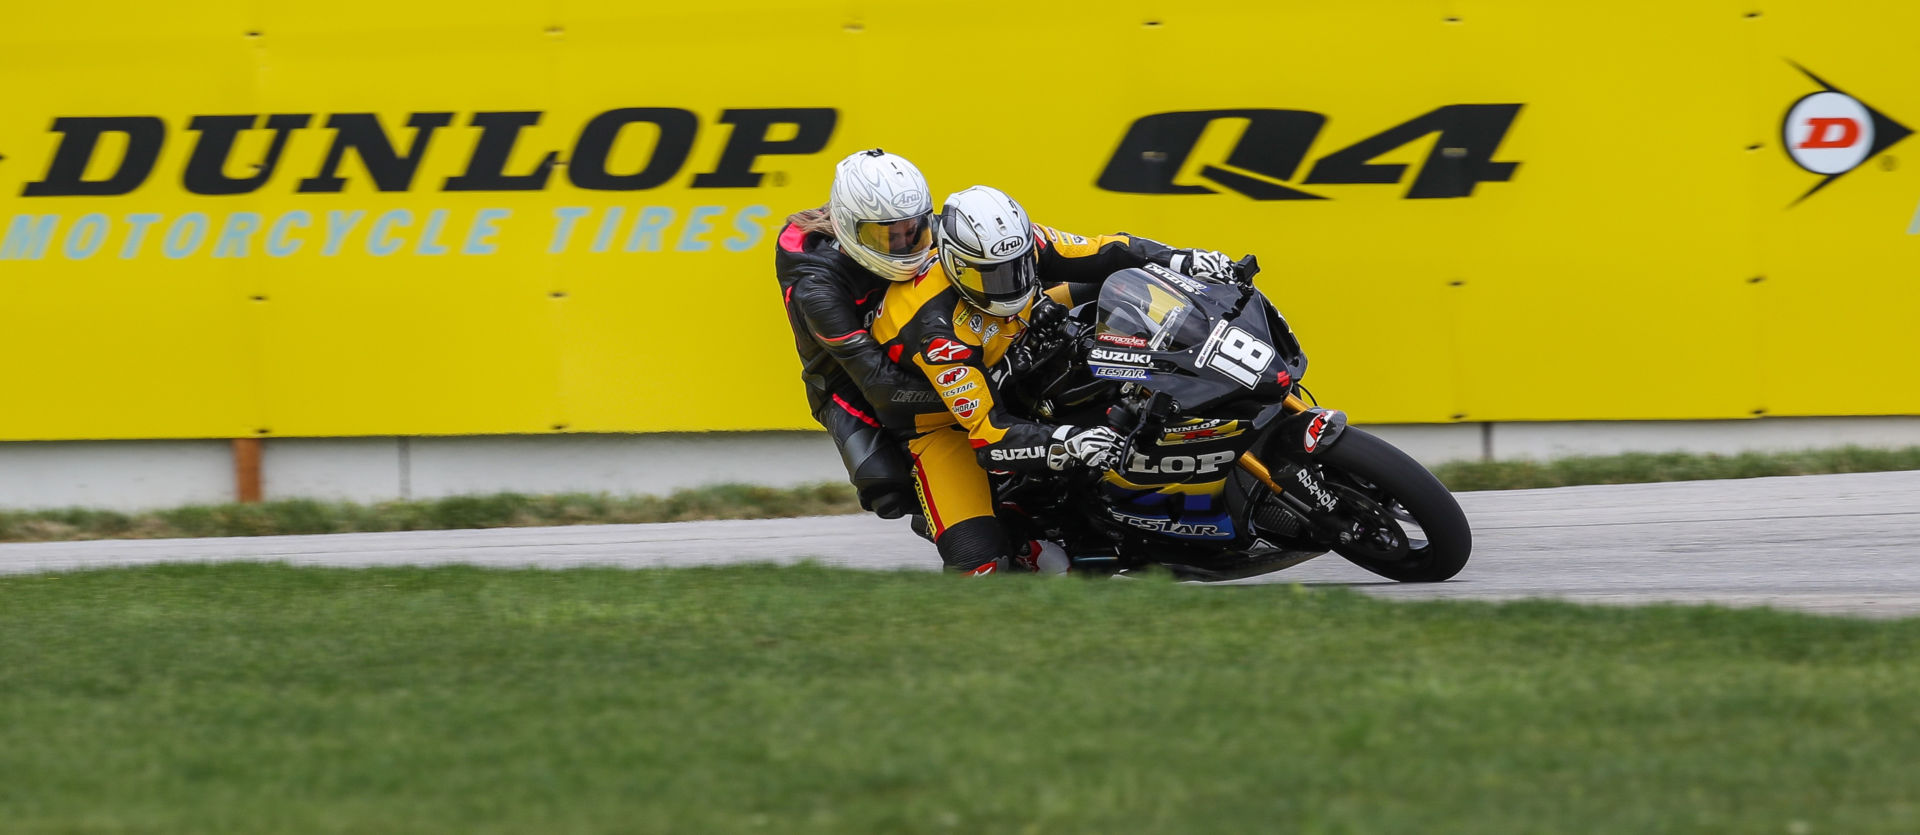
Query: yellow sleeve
xmin=910 ymin=343 xmax=1009 ymax=447
xmin=1037 ymin=224 xmax=1132 ymax=258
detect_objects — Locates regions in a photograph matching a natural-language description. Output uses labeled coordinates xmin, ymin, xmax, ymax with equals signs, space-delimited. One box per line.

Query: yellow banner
xmin=2 ymin=2 xmax=1916 ymax=440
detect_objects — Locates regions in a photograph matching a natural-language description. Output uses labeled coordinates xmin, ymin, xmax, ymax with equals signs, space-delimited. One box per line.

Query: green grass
xmin=2 ymin=445 xmax=1916 ymax=543
xmin=0 ymin=482 xmax=861 ymax=543
xmin=1432 ymin=444 xmax=1920 ymax=491
xmin=1 ymin=563 xmax=1916 ymax=833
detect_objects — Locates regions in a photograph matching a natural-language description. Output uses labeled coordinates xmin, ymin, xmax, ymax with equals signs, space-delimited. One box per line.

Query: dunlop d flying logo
xmin=1098 ymin=105 xmax=1524 ymax=200
xmin=1783 ymin=63 xmax=1911 ymax=204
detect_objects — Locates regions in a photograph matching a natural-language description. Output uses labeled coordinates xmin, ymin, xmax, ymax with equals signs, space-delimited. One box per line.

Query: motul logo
xmin=1781 ymin=63 xmax=1910 ymax=204
xmin=1098 ymin=104 xmax=1523 ymax=200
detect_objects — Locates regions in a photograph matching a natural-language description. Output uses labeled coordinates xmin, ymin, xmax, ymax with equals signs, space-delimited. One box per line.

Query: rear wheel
xmin=1314 ymin=428 xmax=1472 ymax=582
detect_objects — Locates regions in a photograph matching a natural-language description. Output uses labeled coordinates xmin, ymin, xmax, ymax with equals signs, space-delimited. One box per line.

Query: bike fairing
xmin=988 ymin=261 xmax=1471 ymax=582
xmin=1011 ymin=267 xmax=1301 ymax=547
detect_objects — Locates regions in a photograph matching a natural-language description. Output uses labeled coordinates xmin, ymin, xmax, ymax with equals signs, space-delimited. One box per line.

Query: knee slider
xmin=935 ymin=517 xmax=1011 ymax=573
xmin=843 ymin=429 xmax=910 ymax=492
xmin=825 ymin=411 xmax=910 ymax=492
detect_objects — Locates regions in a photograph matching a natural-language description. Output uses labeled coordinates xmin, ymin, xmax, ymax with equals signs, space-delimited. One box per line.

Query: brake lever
xmin=1224 ymin=254 xmax=1263 ymax=320
xmin=1232 ymin=254 xmax=1261 ymax=283
xmin=1022 ymin=317 xmax=1082 ymax=371
xmin=1104 ymin=392 xmax=1161 ymax=476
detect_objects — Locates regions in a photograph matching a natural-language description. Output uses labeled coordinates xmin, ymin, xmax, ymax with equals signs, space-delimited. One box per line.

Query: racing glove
xmin=1005 ymin=297 xmax=1071 ymax=377
xmin=1028 ymin=295 xmax=1069 ymax=333
xmin=1047 ymin=425 xmax=1123 ymax=472
xmin=1167 ymin=249 xmax=1239 ymax=283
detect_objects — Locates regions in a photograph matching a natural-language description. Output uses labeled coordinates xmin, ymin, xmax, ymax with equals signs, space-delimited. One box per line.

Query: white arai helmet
xmin=828 ymin=149 xmax=935 ymax=281
xmin=935 ymin=185 xmax=1038 ymax=317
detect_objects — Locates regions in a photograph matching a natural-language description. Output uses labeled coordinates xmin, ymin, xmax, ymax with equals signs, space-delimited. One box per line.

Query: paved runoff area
xmin=3 ymin=470 xmax=1917 ymax=617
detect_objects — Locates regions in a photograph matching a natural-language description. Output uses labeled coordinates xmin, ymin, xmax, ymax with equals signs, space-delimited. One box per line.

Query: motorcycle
xmin=995 ymin=258 xmax=1472 ymax=582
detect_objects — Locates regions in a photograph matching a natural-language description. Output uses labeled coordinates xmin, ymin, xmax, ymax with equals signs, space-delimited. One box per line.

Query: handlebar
xmin=1103 ymin=391 xmax=1166 ymax=475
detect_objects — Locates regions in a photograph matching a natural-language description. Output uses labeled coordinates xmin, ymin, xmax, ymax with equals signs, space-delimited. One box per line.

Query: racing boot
xmin=960 ymin=540 xmax=1069 ymax=576
xmin=1011 ymin=539 xmax=1071 ymax=575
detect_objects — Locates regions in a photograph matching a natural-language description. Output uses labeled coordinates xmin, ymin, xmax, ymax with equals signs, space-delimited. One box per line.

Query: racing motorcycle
xmin=995 ymin=258 xmax=1471 ymax=582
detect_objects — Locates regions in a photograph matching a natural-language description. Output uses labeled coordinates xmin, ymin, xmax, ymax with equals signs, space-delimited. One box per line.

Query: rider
xmin=775 ymin=149 xmax=949 ymax=519
xmin=871 ymin=185 xmax=1244 ymax=574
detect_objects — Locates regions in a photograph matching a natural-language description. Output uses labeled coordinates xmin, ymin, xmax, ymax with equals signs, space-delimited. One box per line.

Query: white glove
xmin=1047 ymin=425 xmax=1123 ymax=472
xmin=1168 ymin=249 xmax=1237 ymax=282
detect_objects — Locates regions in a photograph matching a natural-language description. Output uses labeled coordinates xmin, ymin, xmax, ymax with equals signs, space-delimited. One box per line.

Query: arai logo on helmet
xmin=891 ymin=190 xmax=924 ymax=210
xmin=988 ymin=236 xmax=1025 ymax=257
xmin=1781 ymin=63 xmax=1911 ymax=204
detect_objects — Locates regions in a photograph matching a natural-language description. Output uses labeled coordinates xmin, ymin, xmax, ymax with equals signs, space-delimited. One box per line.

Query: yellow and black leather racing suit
xmin=871 ymin=223 xmax=1184 ymax=571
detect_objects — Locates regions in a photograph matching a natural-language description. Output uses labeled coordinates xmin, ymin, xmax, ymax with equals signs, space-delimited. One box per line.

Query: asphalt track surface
xmin=3 ymin=471 xmax=1916 ymax=617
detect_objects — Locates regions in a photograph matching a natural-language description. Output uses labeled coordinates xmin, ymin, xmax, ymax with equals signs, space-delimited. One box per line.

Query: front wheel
xmin=1314 ymin=428 xmax=1472 ymax=582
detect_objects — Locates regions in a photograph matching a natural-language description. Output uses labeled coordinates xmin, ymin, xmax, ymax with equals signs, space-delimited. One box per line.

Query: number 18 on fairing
xmin=1199 ymin=324 xmax=1275 ymax=389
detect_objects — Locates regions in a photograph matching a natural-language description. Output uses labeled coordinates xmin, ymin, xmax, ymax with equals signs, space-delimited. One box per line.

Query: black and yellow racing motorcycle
xmin=996 ymin=258 xmax=1471 ymax=582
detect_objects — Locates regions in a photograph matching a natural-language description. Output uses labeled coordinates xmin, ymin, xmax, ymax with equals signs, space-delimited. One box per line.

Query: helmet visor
xmin=955 ymin=253 xmax=1038 ymax=314
xmin=854 ymin=214 xmax=933 ymax=258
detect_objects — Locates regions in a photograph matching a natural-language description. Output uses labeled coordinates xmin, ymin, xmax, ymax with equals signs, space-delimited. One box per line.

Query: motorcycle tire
xmin=1315 ymin=427 xmax=1472 ymax=582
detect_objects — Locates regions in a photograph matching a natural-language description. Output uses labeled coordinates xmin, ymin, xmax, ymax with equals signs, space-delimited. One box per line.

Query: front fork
xmin=1238 ymin=395 xmax=1350 ymax=541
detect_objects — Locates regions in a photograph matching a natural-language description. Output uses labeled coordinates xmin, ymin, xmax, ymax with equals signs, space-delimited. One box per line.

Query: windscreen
xmin=1095 ymin=269 xmax=1212 ymax=351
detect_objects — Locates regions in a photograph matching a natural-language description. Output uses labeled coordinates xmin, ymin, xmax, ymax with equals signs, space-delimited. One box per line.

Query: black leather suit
xmin=773 ymin=221 xmax=945 ymax=517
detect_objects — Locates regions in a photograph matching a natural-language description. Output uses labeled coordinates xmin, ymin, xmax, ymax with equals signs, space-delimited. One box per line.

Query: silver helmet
xmin=936 ymin=185 xmax=1038 ymax=317
xmin=828 ymin=149 xmax=934 ymax=281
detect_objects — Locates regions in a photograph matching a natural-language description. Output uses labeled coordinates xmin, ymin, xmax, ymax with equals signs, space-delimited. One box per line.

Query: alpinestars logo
xmin=1098 ymin=105 xmax=1523 ymax=200
xmin=925 ymin=338 xmax=972 ymax=364
xmin=1783 ymin=63 xmax=1911 ymax=204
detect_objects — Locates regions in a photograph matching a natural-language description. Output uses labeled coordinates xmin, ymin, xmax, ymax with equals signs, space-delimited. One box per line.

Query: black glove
xmin=1167 ymin=249 xmax=1239 ymax=283
xmin=1006 ymin=297 xmax=1070 ymax=376
xmin=1029 ymin=296 xmax=1068 ymax=332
